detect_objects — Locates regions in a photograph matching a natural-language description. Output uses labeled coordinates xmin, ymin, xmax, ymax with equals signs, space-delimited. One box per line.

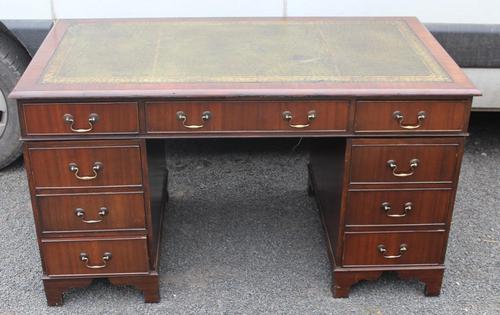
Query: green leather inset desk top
xmin=42 ymin=19 xmax=451 ymax=84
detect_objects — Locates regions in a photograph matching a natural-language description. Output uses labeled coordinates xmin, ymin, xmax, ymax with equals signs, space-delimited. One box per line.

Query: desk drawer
xmin=41 ymin=237 xmax=149 ymax=276
xmin=342 ymin=231 xmax=446 ymax=266
xmin=37 ymin=192 xmax=146 ymax=233
xmin=346 ymin=189 xmax=453 ymax=226
xmin=22 ymin=102 xmax=139 ymax=136
xmin=349 ymin=138 xmax=461 ymax=184
xmin=354 ymin=100 xmax=469 ymax=133
xmin=27 ymin=141 xmax=143 ymax=189
xmin=145 ymin=100 xmax=349 ymax=133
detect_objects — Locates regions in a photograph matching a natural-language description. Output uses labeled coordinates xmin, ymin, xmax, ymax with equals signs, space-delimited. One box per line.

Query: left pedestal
xmin=23 ymin=139 xmax=167 ymax=306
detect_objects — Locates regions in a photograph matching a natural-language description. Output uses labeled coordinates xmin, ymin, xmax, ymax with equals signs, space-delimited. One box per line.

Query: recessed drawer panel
xmin=346 ymin=189 xmax=453 ymax=226
xmin=27 ymin=141 xmax=143 ymax=189
xmin=22 ymin=102 xmax=139 ymax=136
xmin=37 ymin=192 xmax=146 ymax=233
xmin=42 ymin=237 xmax=149 ymax=276
xmin=145 ymin=100 xmax=349 ymax=133
xmin=342 ymin=231 xmax=446 ymax=266
xmin=349 ymin=138 xmax=461 ymax=184
xmin=354 ymin=100 xmax=469 ymax=133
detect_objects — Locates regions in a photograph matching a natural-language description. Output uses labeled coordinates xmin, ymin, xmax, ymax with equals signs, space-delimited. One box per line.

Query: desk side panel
xmin=309 ymin=138 xmax=348 ymax=264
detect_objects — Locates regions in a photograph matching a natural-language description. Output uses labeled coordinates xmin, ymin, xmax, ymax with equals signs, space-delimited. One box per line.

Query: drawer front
xmin=22 ymin=102 xmax=139 ymax=136
xmin=346 ymin=189 xmax=453 ymax=226
xmin=28 ymin=142 xmax=143 ymax=189
xmin=37 ymin=192 xmax=146 ymax=233
xmin=42 ymin=237 xmax=149 ymax=276
xmin=349 ymin=140 xmax=461 ymax=184
xmin=354 ymin=100 xmax=469 ymax=133
xmin=146 ymin=100 xmax=349 ymax=133
xmin=342 ymin=231 xmax=446 ymax=266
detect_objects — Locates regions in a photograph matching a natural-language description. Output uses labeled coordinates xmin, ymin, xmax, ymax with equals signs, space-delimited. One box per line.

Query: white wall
xmin=50 ymin=0 xmax=284 ymax=19
xmin=287 ymin=0 xmax=500 ymax=24
xmin=0 ymin=0 xmax=52 ymax=20
xmin=0 ymin=0 xmax=498 ymax=24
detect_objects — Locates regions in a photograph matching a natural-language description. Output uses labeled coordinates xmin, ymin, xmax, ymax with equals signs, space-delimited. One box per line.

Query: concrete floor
xmin=0 ymin=113 xmax=498 ymax=314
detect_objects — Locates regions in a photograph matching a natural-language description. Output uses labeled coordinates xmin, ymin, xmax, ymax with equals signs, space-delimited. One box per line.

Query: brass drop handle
xmin=393 ymin=111 xmax=426 ymax=129
xmin=75 ymin=207 xmax=108 ymax=224
xmin=381 ymin=202 xmax=413 ymax=217
xmin=68 ymin=162 xmax=103 ymax=180
xmin=377 ymin=244 xmax=408 ymax=259
xmin=176 ymin=111 xmax=211 ymax=129
xmin=282 ymin=110 xmax=316 ymax=129
xmin=79 ymin=252 xmax=112 ymax=269
xmin=386 ymin=159 xmax=419 ymax=177
xmin=63 ymin=113 xmax=99 ymax=133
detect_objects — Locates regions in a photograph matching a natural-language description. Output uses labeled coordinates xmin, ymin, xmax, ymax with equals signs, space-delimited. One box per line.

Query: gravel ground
xmin=0 ymin=113 xmax=498 ymax=315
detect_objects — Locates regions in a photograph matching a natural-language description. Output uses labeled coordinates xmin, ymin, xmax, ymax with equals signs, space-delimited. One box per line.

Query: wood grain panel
xmin=41 ymin=237 xmax=149 ymax=276
xmin=354 ymin=100 xmax=469 ymax=133
xmin=37 ymin=192 xmax=146 ymax=233
xmin=309 ymin=139 xmax=348 ymax=264
xmin=342 ymin=231 xmax=446 ymax=266
xmin=22 ymin=102 xmax=139 ymax=136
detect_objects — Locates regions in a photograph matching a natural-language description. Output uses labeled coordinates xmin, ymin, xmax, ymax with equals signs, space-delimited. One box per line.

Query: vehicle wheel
xmin=0 ymin=32 xmax=30 ymax=169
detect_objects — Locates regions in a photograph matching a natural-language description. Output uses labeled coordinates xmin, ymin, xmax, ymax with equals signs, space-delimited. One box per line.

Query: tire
xmin=0 ymin=31 xmax=30 ymax=169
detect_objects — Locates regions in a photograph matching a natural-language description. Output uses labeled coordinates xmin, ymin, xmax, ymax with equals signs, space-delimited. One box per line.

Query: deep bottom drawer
xmin=342 ymin=231 xmax=446 ymax=266
xmin=41 ymin=237 xmax=149 ymax=276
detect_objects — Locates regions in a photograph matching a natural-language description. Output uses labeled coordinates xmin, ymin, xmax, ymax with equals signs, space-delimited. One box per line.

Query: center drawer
xmin=37 ymin=192 xmax=146 ymax=234
xmin=27 ymin=141 xmax=144 ymax=189
xmin=145 ymin=100 xmax=349 ymax=133
xmin=41 ymin=237 xmax=149 ymax=276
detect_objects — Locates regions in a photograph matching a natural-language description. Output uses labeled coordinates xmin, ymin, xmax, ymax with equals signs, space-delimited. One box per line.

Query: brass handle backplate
xmin=176 ymin=111 xmax=211 ymax=129
xmin=68 ymin=162 xmax=103 ymax=180
xmin=377 ymin=244 xmax=408 ymax=259
xmin=75 ymin=207 xmax=108 ymax=224
xmin=64 ymin=113 xmax=99 ymax=133
xmin=386 ymin=159 xmax=419 ymax=177
xmin=282 ymin=110 xmax=316 ymax=129
xmin=381 ymin=202 xmax=413 ymax=217
xmin=393 ymin=111 xmax=426 ymax=129
xmin=79 ymin=252 xmax=112 ymax=269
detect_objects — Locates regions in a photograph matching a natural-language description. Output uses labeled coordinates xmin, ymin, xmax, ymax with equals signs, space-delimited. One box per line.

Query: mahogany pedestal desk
xmin=10 ymin=18 xmax=480 ymax=306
